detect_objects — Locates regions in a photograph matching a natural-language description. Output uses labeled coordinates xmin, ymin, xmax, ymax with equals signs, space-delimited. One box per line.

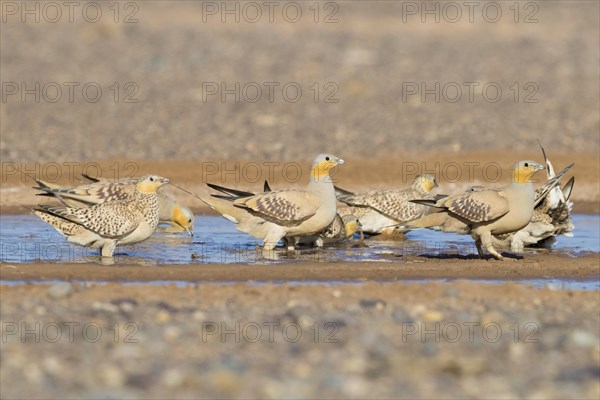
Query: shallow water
xmin=0 ymin=214 xmax=598 ymax=264
xmin=1 ymin=278 xmax=599 ymax=291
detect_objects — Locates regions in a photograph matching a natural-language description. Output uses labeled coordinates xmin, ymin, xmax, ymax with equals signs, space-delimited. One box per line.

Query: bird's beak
xmin=337 ymin=159 xmax=345 ymax=165
xmin=161 ymin=178 xmax=171 ymax=184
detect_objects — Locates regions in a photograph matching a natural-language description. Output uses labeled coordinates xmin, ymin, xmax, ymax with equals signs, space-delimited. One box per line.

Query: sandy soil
xmin=1 ymin=150 xmax=596 ymax=213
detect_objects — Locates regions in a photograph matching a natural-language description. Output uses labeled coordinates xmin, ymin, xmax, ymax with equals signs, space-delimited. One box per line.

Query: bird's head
xmin=172 ymin=204 xmax=195 ymax=236
xmin=136 ymin=175 xmax=170 ymax=193
xmin=413 ymin=174 xmax=438 ymax=193
xmin=511 ymin=161 xmax=544 ymax=184
xmin=341 ymin=214 xmax=361 ymax=238
xmin=310 ymin=154 xmax=344 ymax=182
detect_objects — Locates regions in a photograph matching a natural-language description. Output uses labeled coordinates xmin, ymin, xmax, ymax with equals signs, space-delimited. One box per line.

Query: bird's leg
xmin=474 ymin=235 xmax=484 ymax=258
xmin=480 ymin=231 xmax=504 ymax=260
xmin=262 ymin=240 xmax=277 ymax=251
xmin=101 ymin=241 xmax=117 ymax=258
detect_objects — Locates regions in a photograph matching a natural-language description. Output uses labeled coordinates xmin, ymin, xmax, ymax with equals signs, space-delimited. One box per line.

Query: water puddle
xmin=0 ymin=278 xmax=598 ymax=291
xmin=0 ymin=214 xmax=598 ymax=264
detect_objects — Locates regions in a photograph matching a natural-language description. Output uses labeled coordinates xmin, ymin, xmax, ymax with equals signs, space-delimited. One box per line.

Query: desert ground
xmin=1 ymin=1 xmax=599 ymax=399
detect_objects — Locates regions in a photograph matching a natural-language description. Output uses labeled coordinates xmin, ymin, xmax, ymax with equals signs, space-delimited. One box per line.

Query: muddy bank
xmin=1 ymin=253 xmax=598 ymax=283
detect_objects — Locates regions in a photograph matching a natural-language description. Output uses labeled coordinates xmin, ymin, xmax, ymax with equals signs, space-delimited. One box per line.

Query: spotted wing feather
xmin=361 ymin=190 xmax=429 ymax=222
xmin=234 ymin=190 xmax=318 ymax=226
xmin=39 ymin=203 xmax=139 ymax=238
xmin=46 ymin=181 xmax=137 ymax=205
xmin=444 ymin=190 xmax=509 ymax=223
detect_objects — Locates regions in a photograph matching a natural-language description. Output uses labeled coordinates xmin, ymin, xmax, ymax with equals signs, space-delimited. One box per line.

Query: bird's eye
xmin=524 ymin=163 xmax=529 ymax=168
xmin=188 ymin=219 xmax=192 ymax=223
xmin=150 ymin=177 xmax=155 ymax=182
xmin=325 ymin=157 xmax=330 ymax=161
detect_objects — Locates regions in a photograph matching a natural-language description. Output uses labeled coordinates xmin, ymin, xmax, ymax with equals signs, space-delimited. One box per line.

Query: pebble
xmin=111 ymin=298 xmax=138 ymax=313
xmin=570 ymin=330 xmax=598 ymax=348
xmin=162 ymin=369 xmax=185 ymax=388
xmin=100 ymin=365 xmax=126 ymax=388
xmin=163 ymin=326 xmax=181 ymax=343
xmin=47 ymin=282 xmax=73 ymax=299
xmin=422 ymin=310 xmax=444 ymax=322
xmin=154 ymin=310 xmax=172 ymax=324
xmin=358 ymin=299 xmax=386 ymax=310
xmin=193 ymin=310 xmax=208 ymax=321
xmin=92 ymin=302 xmax=119 ymax=313
xmin=210 ymin=369 xmax=239 ymax=395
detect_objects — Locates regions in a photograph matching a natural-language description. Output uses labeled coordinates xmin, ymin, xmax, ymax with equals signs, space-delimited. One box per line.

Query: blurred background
xmin=2 ymin=0 xmax=598 ymax=162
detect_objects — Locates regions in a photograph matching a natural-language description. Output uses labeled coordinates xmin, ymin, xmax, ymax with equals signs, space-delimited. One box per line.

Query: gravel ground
xmin=1 ymin=281 xmax=599 ymax=399
xmin=1 ymin=1 xmax=598 ymax=162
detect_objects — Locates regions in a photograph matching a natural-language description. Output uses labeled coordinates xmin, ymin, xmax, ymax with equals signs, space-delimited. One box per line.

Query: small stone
xmin=332 ymin=289 xmax=342 ymax=298
xmin=47 ymin=282 xmax=73 ymax=299
xmin=210 ymin=369 xmax=239 ymax=395
xmin=163 ymin=326 xmax=180 ymax=343
xmin=193 ymin=310 xmax=207 ymax=321
xmin=422 ymin=310 xmax=444 ymax=322
xmin=162 ymin=369 xmax=184 ymax=388
xmin=154 ymin=310 xmax=171 ymax=324
xmin=570 ymin=330 xmax=598 ymax=348
xmin=359 ymin=299 xmax=386 ymax=310
xmin=92 ymin=302 xmax=119 ymax=313
xmin=42 ymin=357 xmax=61 ymax=375
xmin=100 ymin=365 xmax=126 ymax=388
xmin=111 ymin=298 xmax=138 ymax=313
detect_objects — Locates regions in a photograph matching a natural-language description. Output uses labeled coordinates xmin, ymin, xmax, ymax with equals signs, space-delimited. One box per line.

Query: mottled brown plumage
xmin=34 ymin=175 xmax=193 ymax=235
xmin=335 ymin=175 xmax=438 ymax=234
xmin=33 ymin=175 xmax=169 ymax=257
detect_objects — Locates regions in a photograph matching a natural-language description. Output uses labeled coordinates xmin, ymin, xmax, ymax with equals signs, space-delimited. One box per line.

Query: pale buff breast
xmin=480 ymin=184 xmax=535 ymax=235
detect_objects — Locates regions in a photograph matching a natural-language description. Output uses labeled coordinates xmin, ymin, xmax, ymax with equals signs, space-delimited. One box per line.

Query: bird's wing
xmin=360 ymin=190 xmax=427 ymax=222
xmin=443 ymin=190 xmax=510 ymax=223
xmin=38 ymin=203 xmax=139 ymax=238
xmin=233 ymin=189 xmax=319 ymax=226
xmin=38 ymin=181 xmax=137 ymax=206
